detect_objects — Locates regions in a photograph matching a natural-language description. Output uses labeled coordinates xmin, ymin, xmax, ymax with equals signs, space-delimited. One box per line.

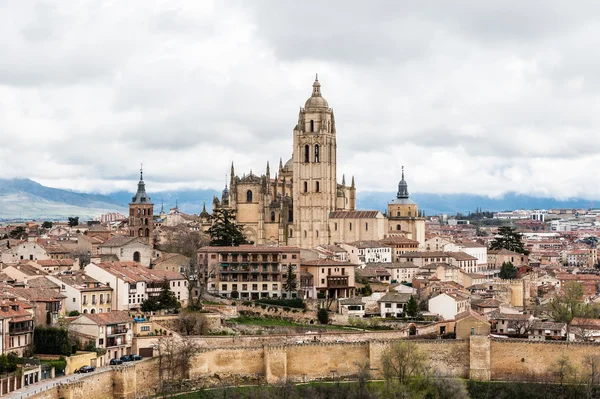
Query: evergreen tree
xmin=207 ymin=209 xmax=248 ymax=246
xmin=157 ymin=278 xmax=181 ymax=310
xmin=498 ymin=261 xmax=517 ymax=279
xmin=490 ymin=226 xmax=529 ymax=255
xmin=317 ymin=308 xmax=329 ymax=324
xmin=141 ymin=296 xmax=160 ymax=312
xmin=67 ymin=216 xmax=79 ymax=227
xmin=405 ymin=296 xmax=419 ymax=318
xmin=282 ymin=266 xmax=297 ymax=299
xmin=41 ymin=221 xmax=53 ymax=229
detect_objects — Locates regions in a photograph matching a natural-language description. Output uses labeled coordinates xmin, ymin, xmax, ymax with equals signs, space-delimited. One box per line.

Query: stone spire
xmin=200 ymin=201 xmax=210 ymax=218
xmin=266 ymin=161 xmax=270 ymax=178
xmin=351 ymin=175 xmax=355 ymax=189
xmin=397 ymin=166 xmax=409 ymax=199
xmin=279 ymin=157 xmax=283 ymax=172
xmin=131 ymin=164 xmax=152 ymax=204
xmin=342 ymin=174 xmax=346 ymax=186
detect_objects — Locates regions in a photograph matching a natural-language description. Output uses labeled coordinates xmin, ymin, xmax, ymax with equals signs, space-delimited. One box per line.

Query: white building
xmin=340 ymin=241 xmax=392 ymax=268
xmin=428 ymin=292 xmax=470 ymax=320
xmin=97 ymin=236 xmax=154 ymax=267
xmin=85 ymin=262 xmax=188 ymax=310
xmin=377 ymin=292 xmax=412 ymax=317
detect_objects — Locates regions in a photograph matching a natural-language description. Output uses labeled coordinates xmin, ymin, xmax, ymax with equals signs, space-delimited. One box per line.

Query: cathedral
xmin=213 ymin=76 xmax=424 ymax=249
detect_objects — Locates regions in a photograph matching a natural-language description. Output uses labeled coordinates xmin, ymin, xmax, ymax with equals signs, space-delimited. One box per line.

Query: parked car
xmin=109 ymin=358 xmax=123 ymax=365
xmin=132 ymin=355 xmax=142 ymax=361
xmin=120 ymin=355 xmax=134 ymax=362
xmin=75 ymin=366 xmax=95 ymax=373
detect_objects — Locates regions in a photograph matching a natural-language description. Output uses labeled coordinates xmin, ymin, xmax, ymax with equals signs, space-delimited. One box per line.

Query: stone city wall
xmin=490 ymin=338 xmax=600 ymax=381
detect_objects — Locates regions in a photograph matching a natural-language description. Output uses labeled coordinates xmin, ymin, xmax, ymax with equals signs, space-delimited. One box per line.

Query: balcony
xmin=327 ymin=276 xmax=350 ymax=288
xmin=9 ymin=326 xmax=33 ymax=335
xmin=107 ymin=327 xmax=128 ymax=336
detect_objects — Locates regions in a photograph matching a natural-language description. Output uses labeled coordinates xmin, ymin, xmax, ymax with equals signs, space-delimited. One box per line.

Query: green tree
xmin=490 ymin=226 xmax=529 ymax=255
xmin=551 ymin=282 xmax=594 ymax=324
xmin=317 ymin=308 xmax=329 ymax=324
xmin=41 ymin=221 xmax=53 ymax=229
xmin=405 ymin=296 xmax=419 ymax=318
xmin=141 ymin=296 xmax=160 ymax=312
xmin=67 ymin=216 xmax=79 ymax=227
xmin=9 ymin=226 xmax=27 ymax=239
xmin=499 ymin=261 xmax=518 ymax=279
xmin=207 ymin=209 xmax=248 ymax=246
xmin=157 ymin=279 xmax=181 ymax=310
xmin=283 ymin=267 xmax=297 ymax=299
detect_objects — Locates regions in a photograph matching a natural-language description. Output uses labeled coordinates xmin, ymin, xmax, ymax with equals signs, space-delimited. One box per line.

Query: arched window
xmin=90 ymin=309 xmax=96 ymax=314
xmin=138 ymin=228 xmax=143 ymax=237
xmin=142 ymin=209 xmax=146 ymax=216
xmin=133 ymin=251 xmax=141 ymax=262
xmin=304 ymin=231 xmax=307 ymax=238
xmin=83 ymin=309 xmax=88 ymax=314
xmin=288 ymin=210 xmax=293 ymax=222
xmin=270 ymin=211 xmax=275 ymax=222
xmin=246 ymin=190 xmax=253 ymax=203
xmin=316 ymin=181 xmax=320 ymax=192
xmin=349 ymin=223 xmax=353 ymax=231
xmin=145 ymin=218 xmax=148 ymax=225
xmin=304 ymin=182 xmax=308 ymax=193
xmin=289 ymin=229 xmax=293 ymax=237
xmin=137 ymin=209 xmax=141 ymax=215
xmin=396 ymin=224 xmax=401 ymax=231
xmin=408 ymin=211 xmax=412 ymax=217
xmin=304 ymin=145 xmax=310 ymax=163
xmin=145 ymin=228 xmax=150 ymax=237
xmin=310 ymin=120 xmax=314 ymax=132
xmin=314 ymin=144 xmax=320 ymax=162
xmin=139 ymin=218 xmax=143 ymax=225
xmin=328 ymin=120 xmax=331 ymax=132
xmin=316 ymin=230 xmax=319 ymax=238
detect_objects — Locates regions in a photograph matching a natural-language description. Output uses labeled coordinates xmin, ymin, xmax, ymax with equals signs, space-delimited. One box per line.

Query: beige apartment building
xmin=197 ymin=246 xmax=301 ymax=299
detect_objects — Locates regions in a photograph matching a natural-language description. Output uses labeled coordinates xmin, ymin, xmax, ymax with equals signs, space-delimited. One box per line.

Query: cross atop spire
xmin=140 ymin=163 xmax=143 ymax=180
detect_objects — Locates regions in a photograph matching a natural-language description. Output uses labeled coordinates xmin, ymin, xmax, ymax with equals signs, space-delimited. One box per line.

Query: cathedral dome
xmin=304 ymin=75 xmax=329 ymax=109
xmin=284 ymin=158 xmax=293 ymax=171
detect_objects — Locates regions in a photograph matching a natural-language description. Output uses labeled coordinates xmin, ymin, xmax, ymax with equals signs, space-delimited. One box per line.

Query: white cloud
xmin=1 ymin=0 xmax=600 ymax=200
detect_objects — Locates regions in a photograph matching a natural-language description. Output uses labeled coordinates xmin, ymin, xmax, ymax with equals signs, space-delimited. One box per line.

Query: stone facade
xmin=214 ymin=77 xmax=388 ymax=249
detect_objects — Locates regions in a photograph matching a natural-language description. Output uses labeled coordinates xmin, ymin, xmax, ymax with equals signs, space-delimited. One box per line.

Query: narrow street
xmin=5 ymin=367 xmax=111 ymax=399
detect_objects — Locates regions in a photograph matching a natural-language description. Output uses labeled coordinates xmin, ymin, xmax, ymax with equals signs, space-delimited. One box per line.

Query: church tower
xmin=387 ymin=167 xmax=425 ymax=245
xmin=291 ymin=75 xmax=337 ymax=248
xmin=129 ymin=166 xmax=154 ymax=245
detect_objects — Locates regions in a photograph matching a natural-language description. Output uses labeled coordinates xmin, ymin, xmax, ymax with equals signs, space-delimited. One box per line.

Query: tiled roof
xmin=455 ymin=309 xmax=489 ymax=324
xmin=5 ymin=264 xmax=48 ymax=277
xmin=26 ymin=277 xmax=60 ymax=290
xmin=382 ymin=235 xmax=419 ymax=245
xmin=6 ymin=287 xmax=66 ymax=302
xmin=80 ymin=310 xmax=132 ymax=325
xmin=446 ymin=252 xmax=478 ymax=261
xmin=329 ymin=211 xmax=380 ymax=219
xmin=52 ymin=273 xmax=112 ymax=292
xmin=94 ymin=262 xmax=185 ymax=283
xmin=99 ymin=236 xmax=140 ymax=248
xmin=532 ymin=321 xmax=566 ymax=330
xmin=198 ymin=245 xmax=300 ymax=254
xmin=36 ymin=259 xmax=74 ymax=267
xmin=339 ymin=298 xmax=365 ymax=306
xmin=377 ymin=292 xmax=412 ymax=304
xmin=347 ymin=240 xmax=391 ymax=249
xmin=301 ymin=259 xmax=357 ymax=267
xmin=570 ymin=317 xmax=600 ymax=328
xmin=398 ymin=252 xmax=448 ymax=259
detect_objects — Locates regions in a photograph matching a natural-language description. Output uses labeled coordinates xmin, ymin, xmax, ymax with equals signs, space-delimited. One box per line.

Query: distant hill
xmin=0 ymin=178 xmax=596 ymax=220
xmin=0 ymin=178 xmax=126 ymax=220
xmin=357 ymin=192 xmax=597 ymax=216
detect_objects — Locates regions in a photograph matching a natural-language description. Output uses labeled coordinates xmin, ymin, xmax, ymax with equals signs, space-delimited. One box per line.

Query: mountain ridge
xmin=0 ymin=178 xmax=596 ymax=220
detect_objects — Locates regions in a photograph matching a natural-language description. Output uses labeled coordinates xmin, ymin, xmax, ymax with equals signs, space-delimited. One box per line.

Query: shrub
xmin=283 ymin=307 xmax=291 ymax=312
xmin=242 ymin=301 xmax=252 ymax=306
xmin=255 ymin=298 xmax=305 ymax=309
xmin=261 ymin=305 xmax=267 ymax=310
xmin=317 ymin=308 xmax=329 ymax=324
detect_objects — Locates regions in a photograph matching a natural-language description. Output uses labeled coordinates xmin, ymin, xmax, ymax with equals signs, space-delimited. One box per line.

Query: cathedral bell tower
xmin=291 ymin=75 xmax=337 ymax=248
xmin=129 ymin=166 xmax=154 ymax=246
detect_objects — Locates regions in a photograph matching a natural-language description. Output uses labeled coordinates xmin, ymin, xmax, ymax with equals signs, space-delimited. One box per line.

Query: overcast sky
xmin=2 ymin=1 xmax=600 ymax=199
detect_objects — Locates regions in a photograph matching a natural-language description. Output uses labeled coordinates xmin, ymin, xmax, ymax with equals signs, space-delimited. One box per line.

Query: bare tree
xmin=582 ymin=354 xmax=600 ymax=399
xmin=512 ymin=318 xmax=535 ymax=336
xmin=174 ymin=312 xmax=208 ymax=336
xmin=547 ymin=355 xmax=577 ymax=386
xmin=381 ymin=341 xmax=428 ymax=386
xmin=156 ymin=335 xmax=200 ymax=396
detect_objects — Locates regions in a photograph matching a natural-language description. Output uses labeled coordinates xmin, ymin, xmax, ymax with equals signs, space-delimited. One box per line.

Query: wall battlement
xmin=27 ymin=336 xmax=600 ymax=399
